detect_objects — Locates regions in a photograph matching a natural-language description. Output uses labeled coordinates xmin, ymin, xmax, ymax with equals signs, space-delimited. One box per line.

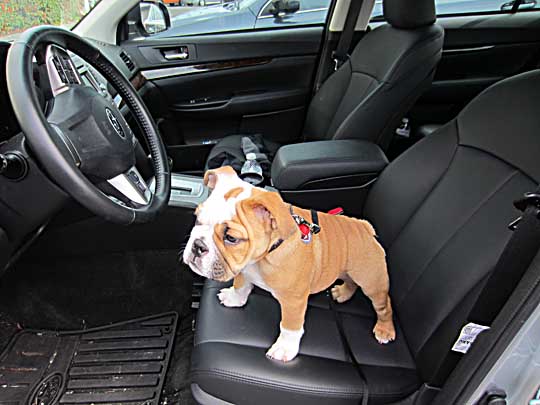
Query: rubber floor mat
xmin=0 ymin=312 xmax=178 ymax=405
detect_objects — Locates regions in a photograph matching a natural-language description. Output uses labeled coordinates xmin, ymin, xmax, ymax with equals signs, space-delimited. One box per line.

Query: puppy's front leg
xmin=266 ymin=293 xmax=308 ymax=362
xmin=218 ymin=273 xmax=253 ymax=307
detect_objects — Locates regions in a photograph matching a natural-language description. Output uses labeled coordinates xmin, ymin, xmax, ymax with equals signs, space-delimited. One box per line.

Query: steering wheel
xmin=6 ymin=26 xmax=170 ymax=225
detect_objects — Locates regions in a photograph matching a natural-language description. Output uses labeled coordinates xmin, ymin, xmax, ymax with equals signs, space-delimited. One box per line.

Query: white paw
xmin=217 ymin=286 xmax=251 ymax=307
xmin=266 ymin=326 xmax=304 ymax=362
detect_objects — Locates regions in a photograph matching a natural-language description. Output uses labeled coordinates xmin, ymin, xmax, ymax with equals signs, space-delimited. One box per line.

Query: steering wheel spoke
xmin=107 ymin=166 xmax=152 ymax=207
xmin=44 ymin=44 xmax=82 ymax=98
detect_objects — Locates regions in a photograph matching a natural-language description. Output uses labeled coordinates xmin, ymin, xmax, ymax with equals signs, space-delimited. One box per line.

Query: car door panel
xmin=152 ymin=57 xmax=314 ymax=143
xmin=122 ymin=27 xmax=323 ymax=148
xmin=411 ymin=12 xmax=540 ymax=125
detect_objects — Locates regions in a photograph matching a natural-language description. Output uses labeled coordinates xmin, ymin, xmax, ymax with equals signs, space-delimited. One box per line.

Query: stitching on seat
xmin=458 ymin=143 xmax=539 ymax=185
xmin=396 ymin=167 xmax=520 ymax=312
xmin=192 ymin=368 xmax=419 ymax=398
xmin=330 ymin=79 xmax=382 ymax=139
xmin=384 ymin=122 xmax=460 ymax=249
xmin=383 ymin=30 xmax=444 ymax=85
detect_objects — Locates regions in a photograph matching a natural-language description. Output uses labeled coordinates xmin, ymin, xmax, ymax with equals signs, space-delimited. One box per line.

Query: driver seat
xmin=205 ymin=0 xmax=444 ymax=173
xmin=191 ymin=70 xmax=540 ymax=404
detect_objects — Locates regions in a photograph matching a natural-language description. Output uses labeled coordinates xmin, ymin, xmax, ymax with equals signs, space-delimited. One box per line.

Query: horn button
xmin=47 ymin=86 xmax=136 ymax=180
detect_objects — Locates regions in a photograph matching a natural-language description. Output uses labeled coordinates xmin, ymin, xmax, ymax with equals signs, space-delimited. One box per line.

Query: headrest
xmin=383 ymin=0 xmax=436 ymax=29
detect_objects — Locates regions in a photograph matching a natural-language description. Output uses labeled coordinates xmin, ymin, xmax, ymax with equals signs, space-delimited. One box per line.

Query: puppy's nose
xmin=192 ymin=238 xmax=209 ymax=257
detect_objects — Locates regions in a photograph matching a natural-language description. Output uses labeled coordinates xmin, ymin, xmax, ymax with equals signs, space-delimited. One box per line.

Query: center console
xmin=162 ymin=139 xmax=388 ymax=218
xmin=270 ymin=139 xmax=388 ymax=217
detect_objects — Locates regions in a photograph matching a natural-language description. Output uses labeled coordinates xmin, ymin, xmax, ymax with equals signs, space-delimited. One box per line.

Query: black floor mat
xmin=0 ymin=312 xmax=178 ymax=405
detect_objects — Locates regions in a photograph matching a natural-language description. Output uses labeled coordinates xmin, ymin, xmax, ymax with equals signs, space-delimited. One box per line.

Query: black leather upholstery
xmin=363 ymin=70 xmax=540 ymax=382
xmin=192 ymin=70 xmax=540 ymax=404
xmin=303 ymin=23 xmax=443 ymax=148
xmin=417 ymin=123 xmax=442 ymax=138
xmin=206 ymin=0 xmax=444 ymax=174
xmin=271 ymin=140 xmax=388 ymax=190
xmin=193 ymin=281 xmax=419 ymax=405
xmin=383 ymin=0 xmax=436 ymax=29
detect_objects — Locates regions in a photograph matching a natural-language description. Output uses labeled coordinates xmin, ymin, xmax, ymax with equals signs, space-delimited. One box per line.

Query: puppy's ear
xmin=203 ymin=166 xmax=238 ymax=189
xmin=238 ymin=190 xmax=297 ymax=240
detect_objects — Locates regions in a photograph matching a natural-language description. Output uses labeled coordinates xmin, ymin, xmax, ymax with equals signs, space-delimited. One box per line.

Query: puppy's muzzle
xmin=192 ymin=238 xmax=209 ymax=258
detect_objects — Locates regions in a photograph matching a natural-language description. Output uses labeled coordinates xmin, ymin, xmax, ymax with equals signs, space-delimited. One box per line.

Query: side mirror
xmin=140 ymin=1 xmax=171 ymax=35
xmin=269 ymin=0 xmax=300 ymax=18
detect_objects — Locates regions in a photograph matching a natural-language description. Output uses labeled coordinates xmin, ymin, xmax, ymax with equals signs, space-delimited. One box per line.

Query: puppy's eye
xmin=224 ymin=234 xmax=240 ymax=245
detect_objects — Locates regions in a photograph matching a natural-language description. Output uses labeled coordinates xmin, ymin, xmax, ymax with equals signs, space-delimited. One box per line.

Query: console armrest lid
xmin=271 ymin=140 xmax=388 ymax=190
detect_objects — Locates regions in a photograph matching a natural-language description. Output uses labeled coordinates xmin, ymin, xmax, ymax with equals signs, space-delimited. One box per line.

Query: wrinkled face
xmin=182 ymin=167 xmax=296 ymax=282
xmin=183 ymin=166 xmax=252 ymax=281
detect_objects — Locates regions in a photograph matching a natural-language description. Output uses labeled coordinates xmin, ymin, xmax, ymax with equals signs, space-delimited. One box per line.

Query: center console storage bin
xmin=271 ymin=140 xmax=388 ymax=217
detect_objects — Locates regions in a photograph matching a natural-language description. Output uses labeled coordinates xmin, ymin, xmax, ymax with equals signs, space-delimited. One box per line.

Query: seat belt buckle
xmin=508 ymin=191 xmax=540 ymax=230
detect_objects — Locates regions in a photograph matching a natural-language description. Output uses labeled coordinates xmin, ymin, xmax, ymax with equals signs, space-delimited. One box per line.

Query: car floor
xmin=0 ymin=248 xmax=197 ymax=405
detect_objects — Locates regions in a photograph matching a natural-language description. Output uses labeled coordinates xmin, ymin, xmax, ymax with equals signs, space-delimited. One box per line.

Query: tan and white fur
xmin=183 ymin=166 xmax=395 ymax=362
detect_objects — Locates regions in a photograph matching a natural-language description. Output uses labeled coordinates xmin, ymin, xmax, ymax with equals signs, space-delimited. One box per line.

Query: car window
xmin=161 ymin=0 xmax=330 ymax=38
xmin=259 ymin=0 xmax=330 ymax=17
xmin=371 ymin=0 xmax=540 ymax=20
xmin=0 ymin=0 xmax=101 ymax=41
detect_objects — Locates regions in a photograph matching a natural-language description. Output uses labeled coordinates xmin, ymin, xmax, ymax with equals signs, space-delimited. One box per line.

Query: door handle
xmin=162 ymin=47 xmax=189 ymax=61
xmin=501 ymin=0 xmax=537 ymax=10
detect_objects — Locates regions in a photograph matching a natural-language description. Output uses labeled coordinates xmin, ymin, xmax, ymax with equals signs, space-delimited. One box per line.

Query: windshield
xmin=0 ymin=0 xmax=101 ymax=41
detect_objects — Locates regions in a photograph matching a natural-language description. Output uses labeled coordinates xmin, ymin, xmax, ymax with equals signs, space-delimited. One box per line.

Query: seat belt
xmin=327 ymin=291 xmax=370 ymax=405
xmin=314 ymin=208 xmax=369 ymax=405
xmin=332 ymin=0 xmax=365 ymax=70
xmin=431 ymin=187 xmax=540 ymax=388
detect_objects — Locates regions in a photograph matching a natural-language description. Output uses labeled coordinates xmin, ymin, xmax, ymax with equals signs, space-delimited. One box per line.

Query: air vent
xmin=120 ymin=51 xmax=135 ymax=72
xmin=52 ymin=55 xmax=79 ymax=84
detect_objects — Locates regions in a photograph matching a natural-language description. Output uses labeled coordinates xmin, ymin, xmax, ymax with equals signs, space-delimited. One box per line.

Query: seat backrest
xmin=364 ymin=70 xmax=540 ymax=382
xmin=303 ymin=0 xmax=444 ymax=150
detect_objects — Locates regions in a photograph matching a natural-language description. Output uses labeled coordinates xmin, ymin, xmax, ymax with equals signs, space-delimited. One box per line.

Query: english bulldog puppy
xmin=183 ymin=166 xmax=395 ymax=362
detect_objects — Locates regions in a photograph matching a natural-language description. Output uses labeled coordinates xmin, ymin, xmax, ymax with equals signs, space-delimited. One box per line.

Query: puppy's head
xmin=183 ymin=166 xmax=252 ymax=280
xmin=183 ymin=181 xmax=297 ymax=282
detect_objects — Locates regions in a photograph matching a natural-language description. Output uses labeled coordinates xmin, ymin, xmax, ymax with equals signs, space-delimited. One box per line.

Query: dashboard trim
xmin=140 ymin=57 xmax=272 ymax=81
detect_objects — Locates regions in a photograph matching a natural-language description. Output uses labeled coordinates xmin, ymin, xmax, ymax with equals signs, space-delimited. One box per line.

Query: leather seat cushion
xmin=191 ymin=280 xmax=420 ymax=405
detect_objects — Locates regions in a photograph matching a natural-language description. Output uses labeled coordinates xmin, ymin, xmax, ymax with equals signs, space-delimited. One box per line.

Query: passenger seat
xmin=191 ymin=70 xmax=540 ymax=404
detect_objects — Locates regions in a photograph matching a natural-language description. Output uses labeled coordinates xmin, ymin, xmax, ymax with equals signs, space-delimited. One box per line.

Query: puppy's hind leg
xmin=369 ymin=291 xmax=396 ymax=344
xmin=218 ymin=273 xmax=253 ymax=307
xmin=331 ymin=276 xmax=358 ymax=303
xmin=348 ymin=270 xmax=396 ymax=344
